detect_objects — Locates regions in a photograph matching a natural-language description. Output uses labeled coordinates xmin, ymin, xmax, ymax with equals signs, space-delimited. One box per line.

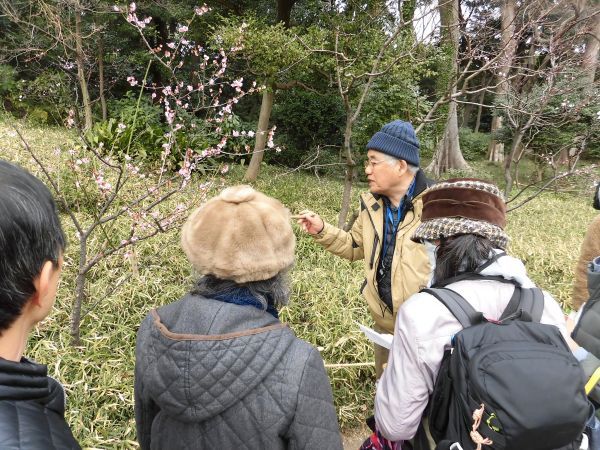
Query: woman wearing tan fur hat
xmin=134 ymin=185 xmax=342 ymax=450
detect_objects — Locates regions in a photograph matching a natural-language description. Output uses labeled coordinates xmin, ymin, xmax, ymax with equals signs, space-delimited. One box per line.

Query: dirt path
xmin=342 ymin=424 xmax=370 ymax=450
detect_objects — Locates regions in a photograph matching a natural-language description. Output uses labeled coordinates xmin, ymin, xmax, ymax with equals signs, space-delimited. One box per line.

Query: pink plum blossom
xmin=194 ymin=5 xmax=210 ymax=15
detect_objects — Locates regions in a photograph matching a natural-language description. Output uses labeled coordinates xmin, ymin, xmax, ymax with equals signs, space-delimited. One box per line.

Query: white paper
xmin=356 ymin=322 xmax=394 ymax=350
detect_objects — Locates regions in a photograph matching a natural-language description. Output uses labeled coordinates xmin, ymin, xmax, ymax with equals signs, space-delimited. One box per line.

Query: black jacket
xmin=0 ymin=357 xmax=80 ymax=449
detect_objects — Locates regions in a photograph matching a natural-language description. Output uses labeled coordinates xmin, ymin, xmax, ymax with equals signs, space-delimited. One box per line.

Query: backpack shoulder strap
xmin=500 ymin=287 xmax=545 ymax=322
xmin=422 ymin=288 xmax=484 ymax=328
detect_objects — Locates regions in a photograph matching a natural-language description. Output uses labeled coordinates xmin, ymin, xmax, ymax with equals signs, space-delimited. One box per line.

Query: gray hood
xmin=588 ymin=266 xmax=600 ymax=298
xmin=139 ymin=295 xmax=297 ymax=423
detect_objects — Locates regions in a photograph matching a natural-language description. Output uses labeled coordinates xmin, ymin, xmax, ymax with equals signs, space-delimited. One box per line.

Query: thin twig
xmin=11 ymin=124 xmax=83 ymax=234
xmin=324 ymin=362 xmax=375 ymax=369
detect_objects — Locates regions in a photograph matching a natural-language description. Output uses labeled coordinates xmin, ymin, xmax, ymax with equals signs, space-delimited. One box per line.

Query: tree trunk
xmin=427 ymin=0 xmax=468 ymax=175
xmin=150 ymin=16 xmax=170 ymax=89
xmin=474 ymin=89 xmax=485 ymax=133
xmin=75 ymin=6 xmax=93 ymax=131
xmin=244 ymin=86 xmax=274 ymax=182
xmin=488 ymin=0 xmax=516 ymax=162
xmin=581 ymin=6 xmax=600 ymax=85
xmin=503 ymin=128 xmax=525 ymax=196
xmin=338 ymin=115 xmax=356 ymax=228
xmin=557 ymin=148 xmax=570 ymax=165
xmin=487 ymin=116 xmax=505 ymax=161
xmin=429 ymin=100 xmax=467 ymax=176
xmin=461 ymin=95 xmax=475 ymax=128
xmin=98 ymin=34 xmax=107 ymax=121
xmin=276 ymin=0 xmax=296 ymax=27
xmin=535 ymin=159 xmax=545 ymax=181
xmin=71 ymin=235 xmax=87 ymax=345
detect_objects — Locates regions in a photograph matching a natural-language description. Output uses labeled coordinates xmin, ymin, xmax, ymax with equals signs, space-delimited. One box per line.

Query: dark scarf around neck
xmin=212 ymin=287 xmax=279 ymax=319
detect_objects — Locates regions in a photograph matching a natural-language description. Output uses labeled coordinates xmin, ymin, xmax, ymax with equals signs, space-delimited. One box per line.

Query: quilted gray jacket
xmin=135 ymin=294 xmax=343 ymax=450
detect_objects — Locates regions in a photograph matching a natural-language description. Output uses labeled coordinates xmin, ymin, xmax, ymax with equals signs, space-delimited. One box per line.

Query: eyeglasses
xmin=363 ymin=159 xmax=387 ymax=169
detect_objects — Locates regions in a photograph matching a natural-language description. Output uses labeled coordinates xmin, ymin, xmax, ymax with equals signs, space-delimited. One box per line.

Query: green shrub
xmin=91 ymin=93 xmax=255 ymax=169
xmin=22 ymin=71 xmax=73 ymax=124
xmin=88 ymin=92 xmax=166 ymax=162
xmin=0 ymin=64 xmax=18 ymax=96
xmin=86 ymin=117 xmax=165 ymax=162
xmin=109 ymin=91 xmax=163 ymax=128
xmin=0 ymin=68 xmax=72 ymax=124
xmin=28 ymin=107 xmax=50 ymax=125
xmin=458 ymin=127 xmax=490 ymax=161
xmin=270 ymin=89 xmax=345 ymax=169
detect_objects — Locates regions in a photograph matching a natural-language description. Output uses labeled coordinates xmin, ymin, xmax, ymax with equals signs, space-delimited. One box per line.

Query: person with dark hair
xmin=134 ymin=185 xmax=342 ymax=450
xmin=572 ymin=182 xmax=600 ymax=308
xmin=0 ymin=160 xmax=80 ymax=449
xmin=371 ymin=179 xmax=571 ymax=447
xmin=296 ymin=119 xmax=433 ymax=378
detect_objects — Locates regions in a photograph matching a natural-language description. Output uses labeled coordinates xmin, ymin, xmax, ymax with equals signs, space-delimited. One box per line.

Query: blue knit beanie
xmin=366 ymin=120 xmax=420 ymax=167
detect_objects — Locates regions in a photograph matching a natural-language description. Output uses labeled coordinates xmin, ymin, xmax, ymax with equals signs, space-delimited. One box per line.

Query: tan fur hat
xmin=181 ymin=185 xmax=295 ymax=283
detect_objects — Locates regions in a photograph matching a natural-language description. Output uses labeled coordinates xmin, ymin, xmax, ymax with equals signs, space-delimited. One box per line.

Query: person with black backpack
xmin=370 ymin=178 xmax=591 ymax=450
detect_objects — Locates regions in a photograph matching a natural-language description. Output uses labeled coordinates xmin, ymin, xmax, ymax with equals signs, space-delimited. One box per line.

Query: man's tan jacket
xmin=314 ymin=190 xmax=430 ymax=333
xmin=573 ymin=215 xmax=600 ymax=308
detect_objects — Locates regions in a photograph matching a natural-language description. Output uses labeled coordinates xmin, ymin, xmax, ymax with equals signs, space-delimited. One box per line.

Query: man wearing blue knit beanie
xmin=297 ymin=119 xmax=433 ymax=377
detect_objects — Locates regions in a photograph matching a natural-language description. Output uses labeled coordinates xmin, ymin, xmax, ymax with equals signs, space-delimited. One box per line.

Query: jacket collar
xmin=0 ymin=357 xmax=65 ymax=415
xmin=413 ymin=169 xmax=434 ymax=197
xmin=360 ymin=169 xmax=430 ymax=245
xmin=364 ymin=169 xmax=432 ymax=211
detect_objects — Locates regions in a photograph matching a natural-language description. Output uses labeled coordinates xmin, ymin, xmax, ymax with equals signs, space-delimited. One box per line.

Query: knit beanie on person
xmin=366 ymin=119 xmax=420 ymax=167
xmin=411 ymin=178 xmax=509 ymax=249
xmin=181 ymin=185 xmax=295 ymax=283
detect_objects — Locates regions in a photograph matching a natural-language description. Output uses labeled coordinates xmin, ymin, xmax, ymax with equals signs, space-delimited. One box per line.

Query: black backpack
xmin=424 ymin=285 xmax=591 ymax=450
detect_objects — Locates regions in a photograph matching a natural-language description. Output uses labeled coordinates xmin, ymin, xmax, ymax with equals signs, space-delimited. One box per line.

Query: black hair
xmin=593 ymin=182 xmax=600 ymax=210
xmin=0 ymin=160 xmax=66 ymax=333
xmin=192 ymin=270 xmax=290 ymax=309
xmin=433 ymin=234 xmax=495 ymax=283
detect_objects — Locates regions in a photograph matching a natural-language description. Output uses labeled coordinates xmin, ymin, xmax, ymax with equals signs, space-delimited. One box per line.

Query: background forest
xmin=0 ymin=0 xmax=599 ymax=448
